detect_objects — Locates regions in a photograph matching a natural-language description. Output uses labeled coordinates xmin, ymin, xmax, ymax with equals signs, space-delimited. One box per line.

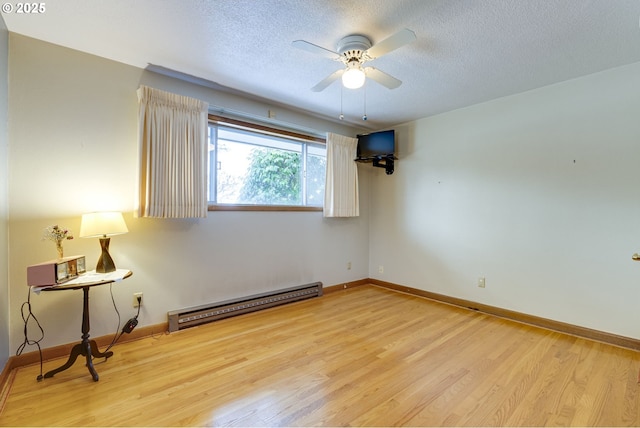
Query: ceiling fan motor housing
xmin=337 ymin=35 xmax=372 ymax=63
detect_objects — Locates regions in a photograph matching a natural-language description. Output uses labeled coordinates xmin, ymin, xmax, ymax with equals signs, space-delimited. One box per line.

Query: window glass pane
xmin=207 ymin=126 xmax=217 ymax=203
xmin=306 ymin=144 xmax=326 ymax=206
xmin=239 ymin=145 xmax=302 ymax=205
xmin=219 ymin=127 xmax=300 ymax=152
xmin=209 ymin=123 xmax=325 ymax=207
xmin=216 ymin=136 xmax=254 ymax=203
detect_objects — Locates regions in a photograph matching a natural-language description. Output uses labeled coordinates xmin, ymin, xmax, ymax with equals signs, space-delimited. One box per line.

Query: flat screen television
xmin=356 ymin=130 xmax=395 ymax=160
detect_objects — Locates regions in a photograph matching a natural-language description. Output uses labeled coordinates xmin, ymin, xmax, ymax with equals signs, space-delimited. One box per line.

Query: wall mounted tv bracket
xmin=372 ymin=154 xmax=396 ymax=175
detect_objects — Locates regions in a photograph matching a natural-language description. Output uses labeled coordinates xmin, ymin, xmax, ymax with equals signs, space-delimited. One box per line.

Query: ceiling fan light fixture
xmin=342 ymin=66 xmax=365 ymax=89
xmin=294 ymin=29 xmax=416 ymax=92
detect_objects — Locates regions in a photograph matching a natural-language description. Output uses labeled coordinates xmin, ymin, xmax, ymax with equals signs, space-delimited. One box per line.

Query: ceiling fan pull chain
xmin=362 ymin=83 xmax=367 ymax=121
xmin=339 ymin=85 xmax=344 ymax=120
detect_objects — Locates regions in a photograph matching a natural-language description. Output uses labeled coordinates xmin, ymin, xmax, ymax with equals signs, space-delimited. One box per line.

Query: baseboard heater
xmin=167 ymin=282 xmax=323 ymax=332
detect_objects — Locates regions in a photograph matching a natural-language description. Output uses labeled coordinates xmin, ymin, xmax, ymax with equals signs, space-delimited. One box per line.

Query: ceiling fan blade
xmin=311 ymin=69 xmax=344 ymax=92
xmin=364 ymin=67 xmax=402 ymax=89
xmin=292 ymin=40 xmax=341 ymax=60
xmin=365 ymin=28 xmax=416 ymax=59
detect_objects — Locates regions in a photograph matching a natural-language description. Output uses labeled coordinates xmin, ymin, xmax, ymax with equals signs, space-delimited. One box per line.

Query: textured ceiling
xmin=4 ymin=0 xmax=640 ymax=130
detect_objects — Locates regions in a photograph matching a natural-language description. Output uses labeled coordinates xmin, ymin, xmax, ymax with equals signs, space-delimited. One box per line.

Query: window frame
xmin=207 ymin=114 xmax=325 ymax=212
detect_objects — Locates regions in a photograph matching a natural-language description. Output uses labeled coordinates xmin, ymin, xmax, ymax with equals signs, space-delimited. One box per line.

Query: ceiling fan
xmin=292 ymin=28 xmax=416 ymax=92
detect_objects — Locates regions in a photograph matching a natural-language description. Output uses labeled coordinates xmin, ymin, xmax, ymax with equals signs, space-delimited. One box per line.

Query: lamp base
xmin=96 ymin=237 xmax=116 ymax=273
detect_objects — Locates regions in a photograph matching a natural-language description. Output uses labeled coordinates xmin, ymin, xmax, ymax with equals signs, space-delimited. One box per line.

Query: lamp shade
xmin=79 ymin=212 xmax=128 ymax=238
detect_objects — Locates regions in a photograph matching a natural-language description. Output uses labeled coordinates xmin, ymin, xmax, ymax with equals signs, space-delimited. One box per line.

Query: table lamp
xmin=79 ymin=212 xmax=128 ymax=273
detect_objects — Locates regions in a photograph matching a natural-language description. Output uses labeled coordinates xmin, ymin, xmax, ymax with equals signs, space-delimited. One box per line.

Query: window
xmin=207 ymin=118 xmax=326 ymax=209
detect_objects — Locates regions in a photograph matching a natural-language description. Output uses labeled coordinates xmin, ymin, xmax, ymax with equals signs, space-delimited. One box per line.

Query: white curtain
xmin=137 ymin=85 xmax=209 ymax=218
xmin=324 ymin=132 xmax=359 ymax=217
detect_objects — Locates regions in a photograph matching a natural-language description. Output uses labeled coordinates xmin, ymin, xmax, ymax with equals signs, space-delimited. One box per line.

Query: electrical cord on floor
xmin=104 ymin=287 xmax=140 ymax=354
xmin=103 ymin=283 xmax=122 ymax=354
xmin=122 ymin=300 xmax=141 ymax=334
xmin=15 ymin=284 xmax=140 ymax=380
xmin=16 ymin=287 xmax=45 ymax=381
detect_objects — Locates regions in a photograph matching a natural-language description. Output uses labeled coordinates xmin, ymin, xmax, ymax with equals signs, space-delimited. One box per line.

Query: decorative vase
xmin=56 ymin=241 xmax=64 ymax=259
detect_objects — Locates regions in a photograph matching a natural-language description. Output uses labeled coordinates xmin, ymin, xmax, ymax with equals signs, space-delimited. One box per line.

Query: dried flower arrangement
xmin=42 ymin=225 xmax=73 ymax=259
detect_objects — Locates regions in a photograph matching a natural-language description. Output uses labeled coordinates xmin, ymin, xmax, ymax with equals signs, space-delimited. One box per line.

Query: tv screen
xmin=357 ymin=130 xmax=395 ymax=159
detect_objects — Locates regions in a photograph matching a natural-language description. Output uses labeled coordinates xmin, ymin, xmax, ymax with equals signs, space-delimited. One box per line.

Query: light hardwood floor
xmin=1 ymin=285 xmax=639 ymax=426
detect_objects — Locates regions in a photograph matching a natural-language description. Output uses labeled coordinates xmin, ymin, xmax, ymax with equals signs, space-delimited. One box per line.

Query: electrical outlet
xmin=477 ymin=277 xmax=486 ymax=288
xmin=133 ymin=292 xmax=143 ymax=307
xmin=347 ymin=261 xmax=352 ymax=270
xmin=379 ymin=265 xmax=384 ymax=274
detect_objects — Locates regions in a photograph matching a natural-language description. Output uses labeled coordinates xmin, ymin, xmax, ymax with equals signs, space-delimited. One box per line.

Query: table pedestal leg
xmin=43 ymin=286 xmax=112 ymax=381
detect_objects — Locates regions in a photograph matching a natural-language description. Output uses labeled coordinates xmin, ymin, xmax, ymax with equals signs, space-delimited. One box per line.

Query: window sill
xmin=208 ymin=204 xmax=323 ymax=212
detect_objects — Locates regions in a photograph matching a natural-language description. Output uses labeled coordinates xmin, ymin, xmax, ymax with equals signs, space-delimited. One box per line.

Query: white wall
xmin=369 ymin=61 xmax=640 ymax=339
xmin=8 ymin=34 xmax=370 ymax=351
xmin=0 ymin=14 xmax=9 ymax=369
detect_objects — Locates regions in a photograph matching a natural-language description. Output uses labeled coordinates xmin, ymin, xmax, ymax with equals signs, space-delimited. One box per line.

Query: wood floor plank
xmin=1 ymin=285 xmax=639 ymax=426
